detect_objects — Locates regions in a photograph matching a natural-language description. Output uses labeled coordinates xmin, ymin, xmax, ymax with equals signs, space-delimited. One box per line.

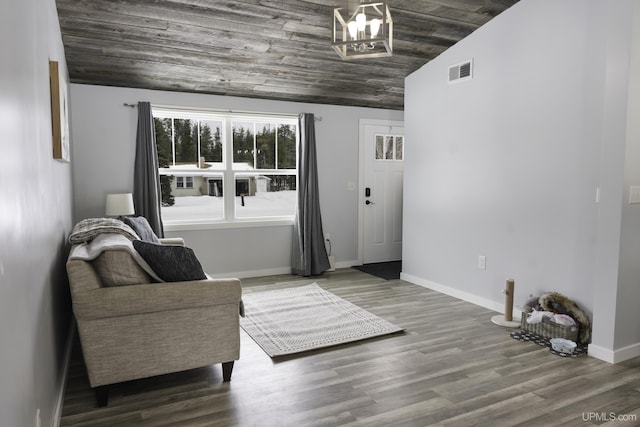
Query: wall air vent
xmin=448 ymin=59 xmax=473 ymax=84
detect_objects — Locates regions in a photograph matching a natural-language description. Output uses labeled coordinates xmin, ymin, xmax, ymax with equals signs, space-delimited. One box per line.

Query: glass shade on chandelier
xmin=332 ymin=2 xmax=392 ymax=60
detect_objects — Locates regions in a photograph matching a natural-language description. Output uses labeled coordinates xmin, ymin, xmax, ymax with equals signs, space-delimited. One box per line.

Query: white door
xmin=362 ymin=122 xmax=404 ymax=263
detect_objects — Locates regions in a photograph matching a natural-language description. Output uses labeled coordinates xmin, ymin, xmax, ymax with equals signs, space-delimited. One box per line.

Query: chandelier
xmin=332 ymin=2 xmax=393 ymax=60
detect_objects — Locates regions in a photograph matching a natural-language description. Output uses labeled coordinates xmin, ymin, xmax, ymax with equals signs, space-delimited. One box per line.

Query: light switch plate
xmin=478 ymin=255 xmax=486 ymax=270
xmin=629 ymin=186 xmax=640 ymax=204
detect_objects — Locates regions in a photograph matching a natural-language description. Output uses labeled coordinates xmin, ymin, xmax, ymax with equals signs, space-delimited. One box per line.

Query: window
xmin=375 ymin=134 xmax=403 ymax=161
xmin=153 ymin=107 xmax=298 ymax=227
xmin=176 ymin=176 xmax=194 ymax=188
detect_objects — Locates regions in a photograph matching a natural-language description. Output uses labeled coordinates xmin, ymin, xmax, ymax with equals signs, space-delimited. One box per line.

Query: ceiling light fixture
xmin=332 ymin=1 xmax=393 ymax=60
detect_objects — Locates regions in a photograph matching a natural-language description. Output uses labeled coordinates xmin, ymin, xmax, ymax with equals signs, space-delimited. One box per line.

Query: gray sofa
xmin=66 ymin=218 xmax=242 ymax=406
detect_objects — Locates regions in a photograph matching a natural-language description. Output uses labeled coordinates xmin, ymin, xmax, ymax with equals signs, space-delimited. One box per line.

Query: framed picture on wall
xmin=49 ymin=60 xmax=70 ymax=162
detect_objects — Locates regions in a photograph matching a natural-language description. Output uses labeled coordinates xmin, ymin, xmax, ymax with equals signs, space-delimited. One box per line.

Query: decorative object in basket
xmin=521 ymin=292 xmax=591 ymax=344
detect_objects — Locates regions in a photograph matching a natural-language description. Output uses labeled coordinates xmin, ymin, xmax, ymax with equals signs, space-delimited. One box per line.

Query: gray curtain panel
xmin=133 ymin=102 xmax=164 ymax=238
xmin=292 ymin=113 xmax=330 ymax=276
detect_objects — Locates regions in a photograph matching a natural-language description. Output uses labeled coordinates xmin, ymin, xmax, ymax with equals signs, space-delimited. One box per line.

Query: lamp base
xmin=491 ymin=314 xmax=520 ymax=328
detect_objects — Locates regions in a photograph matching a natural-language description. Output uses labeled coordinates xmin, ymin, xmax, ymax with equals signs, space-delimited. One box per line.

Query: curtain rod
xmin=123 ymin=102 xmax=322 ymax=121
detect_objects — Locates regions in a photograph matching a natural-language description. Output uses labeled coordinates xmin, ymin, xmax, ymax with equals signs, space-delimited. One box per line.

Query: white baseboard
xmin=401 ymin=273 xmax=521 ymax=317
xmin=54 ymin=320 xmax=76 ymax=427
xmin=614 ymin=343 xmax=640 ymax=362
xmin=588 ymin=344 xmax=615 ymax=363
xmin=588 ymin=342 xmax=640 ymax=364
xmin=210 ymin=260 xmax=362 ymax=279
xmin=209 ymin=266 xmax=293 ymax=279
xmin=335 ymin=259 xmax=360 ymax=269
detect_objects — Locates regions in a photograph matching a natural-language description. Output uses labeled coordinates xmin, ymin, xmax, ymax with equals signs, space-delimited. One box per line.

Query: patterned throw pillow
xmin=132 ymin=241 xmax=207 ymax=282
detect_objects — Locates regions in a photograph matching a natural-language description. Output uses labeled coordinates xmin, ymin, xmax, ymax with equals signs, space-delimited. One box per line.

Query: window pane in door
xmin=395 ymin=136 xmax=403 ymax=160
xmin=385 ymin=136 xmax=394 ymax=159
xmin=375 ymin=135 xmax=384 ymax=159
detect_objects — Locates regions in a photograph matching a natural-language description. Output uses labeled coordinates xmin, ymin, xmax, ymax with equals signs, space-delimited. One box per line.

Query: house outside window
xmin=152 ymin=107 xmax=298 ymax=228
xmin=176 ymin=176 xmax=194 ymax=189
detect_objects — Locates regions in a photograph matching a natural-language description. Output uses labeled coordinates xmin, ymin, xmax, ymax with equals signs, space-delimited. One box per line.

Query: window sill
xmin=164 ymin=218 xmax=295 ymax=232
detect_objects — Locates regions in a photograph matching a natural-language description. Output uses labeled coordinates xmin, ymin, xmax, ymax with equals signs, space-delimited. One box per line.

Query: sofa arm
xmin=72 ymin=278 xmax=242 ymax=320
xmin=159 ymin=237 xmax=185 ymax=246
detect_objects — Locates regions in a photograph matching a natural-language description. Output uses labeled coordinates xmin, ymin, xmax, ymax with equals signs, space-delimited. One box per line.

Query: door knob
xmin=366 ymin=200 xmax=375 ymax=205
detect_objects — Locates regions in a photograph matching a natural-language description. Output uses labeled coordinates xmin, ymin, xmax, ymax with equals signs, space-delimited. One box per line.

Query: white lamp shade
xmin=105 ymin=193 xmax=135 ymax=216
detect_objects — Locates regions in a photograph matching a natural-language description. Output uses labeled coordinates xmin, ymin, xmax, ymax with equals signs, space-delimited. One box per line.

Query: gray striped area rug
xmin=240 ymin=283 xmax=404 ymax=357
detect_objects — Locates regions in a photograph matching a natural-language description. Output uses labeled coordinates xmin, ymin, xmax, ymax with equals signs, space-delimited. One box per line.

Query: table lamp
xmin=105 ymin=193 xmax=135 ymax=217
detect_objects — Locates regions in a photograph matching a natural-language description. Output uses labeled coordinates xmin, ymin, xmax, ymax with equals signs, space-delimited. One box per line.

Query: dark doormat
xmin=510 ymin=330 xmax=588 ymax=358
xmin=353 ymin=261 xmax=402 ymax=280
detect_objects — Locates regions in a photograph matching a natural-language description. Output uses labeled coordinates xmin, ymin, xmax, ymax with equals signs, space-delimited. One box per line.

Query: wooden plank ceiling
xmin=56 ymin=0 xmax=519 ymax=111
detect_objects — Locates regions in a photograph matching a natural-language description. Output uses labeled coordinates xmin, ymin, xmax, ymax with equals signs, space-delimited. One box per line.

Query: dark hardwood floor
xmin=60 ymin=269 xmax=640 ymax=426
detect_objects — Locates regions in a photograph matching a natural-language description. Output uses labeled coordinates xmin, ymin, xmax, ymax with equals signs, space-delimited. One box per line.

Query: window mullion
xmin=275 ymin=123 xmax=278 ymax=170
xmin=223 ymin=119 xmax=235 ymax=221
xmin=197 ymin=121 xmax=201 ymax=166
xmin=171 ymin=118 xmax=176 ymax=166
xmin=253 ymin=122 xmax=257 ymax=169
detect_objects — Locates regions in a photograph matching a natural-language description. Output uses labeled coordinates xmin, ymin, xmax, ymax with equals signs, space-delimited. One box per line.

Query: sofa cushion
xmin=123 ymin=216 xmax=161 ymax=244
xmin=133 ymin=240 xmax=207 ymax=282
xmin=92 ymin=250 xmax=152 ymax=287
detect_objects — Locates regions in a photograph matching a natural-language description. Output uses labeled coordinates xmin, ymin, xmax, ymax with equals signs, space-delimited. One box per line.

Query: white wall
xmin=70 ymin=84 xmax=402 ymax=277
xmin=0 ymin=0 xmax=74 ymax=426
xmin=402 ymin=0 xmax=640 ymax=362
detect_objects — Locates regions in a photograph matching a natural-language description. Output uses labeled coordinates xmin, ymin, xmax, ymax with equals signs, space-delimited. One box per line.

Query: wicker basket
xmin=520 ymin=312 xmax=579 ymax=342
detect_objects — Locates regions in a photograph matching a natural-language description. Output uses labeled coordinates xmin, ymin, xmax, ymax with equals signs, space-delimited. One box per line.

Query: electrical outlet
xmin=478 ymin=255 xmax=486 ymax=270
